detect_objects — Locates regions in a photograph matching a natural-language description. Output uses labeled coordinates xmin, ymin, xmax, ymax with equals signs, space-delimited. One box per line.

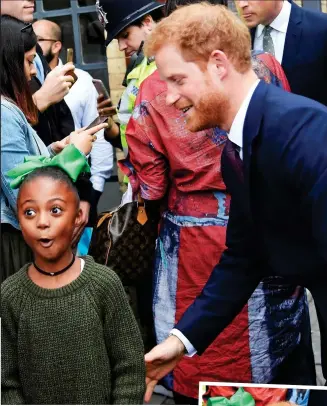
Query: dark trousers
xmin=308 ymin=389 xmax=327 ymax=406
xmin=1 ymin=223 xmax=33 ymax=283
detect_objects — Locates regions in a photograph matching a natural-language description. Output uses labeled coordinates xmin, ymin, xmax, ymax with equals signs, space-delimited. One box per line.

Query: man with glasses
xmin=33 ymin=19 xmax=114 ymax=227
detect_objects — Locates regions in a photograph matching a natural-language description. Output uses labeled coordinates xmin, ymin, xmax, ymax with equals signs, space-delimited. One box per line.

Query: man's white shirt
xmin=171 ymin=79 xmax=261 ymax=356
xmin=58 ymin=59 xmax=113 ymax=192
xmin=253 ymin=0 xmax=292 ymax=64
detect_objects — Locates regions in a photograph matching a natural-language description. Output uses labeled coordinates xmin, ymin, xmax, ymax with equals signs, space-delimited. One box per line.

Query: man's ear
xmin=142 ymin=14 xmax=154 ymax=30
xmin=208 ymin=50 xmax=229 ymax=80
xmin=52 ymin=41 xmax=62 ymax=55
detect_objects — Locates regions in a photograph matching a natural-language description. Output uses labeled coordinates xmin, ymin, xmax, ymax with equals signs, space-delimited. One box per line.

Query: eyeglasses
xmin=21 ymin=23 xmax=33 ymax=33
xmin=37 ymin=37 xmax=58 ymax=42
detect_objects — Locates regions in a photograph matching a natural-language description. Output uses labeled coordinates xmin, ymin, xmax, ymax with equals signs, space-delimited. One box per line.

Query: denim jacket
xmin=1 ymin=98 xmax=50 ymax=230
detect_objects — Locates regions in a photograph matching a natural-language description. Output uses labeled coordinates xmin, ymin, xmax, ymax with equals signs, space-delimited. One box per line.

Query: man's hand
xmin=144 ymin=335 xmax=185 ymax=403
xmin=97 ymin=94 xmax=117 ymax=117
xmin=72 ymin=201 xmax=91 ymax=247
xmin=33 ymin=63 xmax=76 ymax=112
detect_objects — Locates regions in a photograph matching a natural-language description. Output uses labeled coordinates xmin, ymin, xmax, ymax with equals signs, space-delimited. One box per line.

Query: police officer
xmin=96 ymin=0 xmax=165 ymax=156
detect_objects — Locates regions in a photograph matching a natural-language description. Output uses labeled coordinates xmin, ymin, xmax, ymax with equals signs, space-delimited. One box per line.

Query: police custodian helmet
xmin=96 ymin=0 xmax=165 ymax=46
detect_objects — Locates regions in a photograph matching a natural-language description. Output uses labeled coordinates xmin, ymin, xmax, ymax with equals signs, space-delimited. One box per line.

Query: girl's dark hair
xmin=18 ymin=167 xmax=80 ymax=206
xmin=165 ymin=0 xmax=228 ymax=17
xmin=0 ymin=15 xmax=38 ymax=125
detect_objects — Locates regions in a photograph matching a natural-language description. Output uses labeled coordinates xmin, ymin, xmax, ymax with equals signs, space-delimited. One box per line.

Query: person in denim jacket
xmin=1 ymin=16 xmax=107 ymax=282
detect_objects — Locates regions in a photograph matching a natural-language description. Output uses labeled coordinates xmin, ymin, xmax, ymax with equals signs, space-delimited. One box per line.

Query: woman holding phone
xmin=1 ymin=15 xmax=107 ymax=282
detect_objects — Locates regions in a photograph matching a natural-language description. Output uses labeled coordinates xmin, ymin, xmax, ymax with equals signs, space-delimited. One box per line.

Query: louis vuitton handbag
xmin=89 ymin=196 xmax=158 ymax=286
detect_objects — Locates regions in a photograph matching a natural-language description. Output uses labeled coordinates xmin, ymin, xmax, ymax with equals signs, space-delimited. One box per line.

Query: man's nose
xmin=118 ymin=39 xmax=127 ymax=51
xmin=166 ymin=86 xmax=180 ymax=106
xmin=237 ymin=1 xmax=248 ymax=9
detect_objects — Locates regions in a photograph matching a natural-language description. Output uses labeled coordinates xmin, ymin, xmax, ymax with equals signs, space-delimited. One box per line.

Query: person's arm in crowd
xmin=82 ymin=82 xmax=114 ymax=203
xmin=1 ymin=106 xmax=33 ymax=211
xmin=97 ymin=95 xmax=122 ymax=150
xmin=103 ymin=271 xmax=146 ymax=404
xmin=32 ymin=63 xmax=75 ymax=113
xmin=67 ymin=123 xmax=109 ymax=245
xmin=1 ymin=293 xmax=25 ymax=405
xmin=125 ymin=103 xmax=170 ymax=205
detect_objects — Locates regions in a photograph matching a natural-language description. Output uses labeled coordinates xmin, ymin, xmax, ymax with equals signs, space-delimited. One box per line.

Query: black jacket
xmin=29 ymin=45 xmax=75 ymax=145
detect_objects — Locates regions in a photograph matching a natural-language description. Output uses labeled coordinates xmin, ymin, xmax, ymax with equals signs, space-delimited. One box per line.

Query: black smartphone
xmin=85 ymin=115 xmax=108 ymax=131
xmin=92 ymin=79 xmax=110 ymax=100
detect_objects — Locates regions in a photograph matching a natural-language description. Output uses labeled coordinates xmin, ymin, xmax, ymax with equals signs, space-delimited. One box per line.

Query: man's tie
xmin=263 ymin=26 xmax=275 ymax=57
xmin=224 ymin=139 xmax=244 ymax=183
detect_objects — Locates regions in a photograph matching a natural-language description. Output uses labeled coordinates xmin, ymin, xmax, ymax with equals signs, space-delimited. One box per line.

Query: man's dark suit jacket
xmin=250 ymin=1 xmax=327 ymax=106
xmin=176 ymin=81 xmax=327 ymax=384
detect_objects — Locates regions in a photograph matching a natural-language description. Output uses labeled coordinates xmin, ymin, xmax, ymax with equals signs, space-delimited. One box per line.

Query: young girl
xmin=1 ymin=152 xmax=146 ymax=405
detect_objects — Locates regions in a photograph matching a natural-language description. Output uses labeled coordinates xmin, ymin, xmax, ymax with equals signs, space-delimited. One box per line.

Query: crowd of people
xmin=1 ymin=0 xmax=327 ymax=405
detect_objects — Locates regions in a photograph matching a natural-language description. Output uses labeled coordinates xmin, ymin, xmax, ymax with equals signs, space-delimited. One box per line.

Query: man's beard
xmin=185 ymin=89 xmax=230 ymax=133
xmin=44 ymin=49 xmax=55 ymax=64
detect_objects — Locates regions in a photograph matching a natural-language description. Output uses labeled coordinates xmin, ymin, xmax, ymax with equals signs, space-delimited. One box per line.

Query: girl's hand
xmin=68 ymin=123 xmax=108 ymax=155
xmin=97 ymin=94 xmax=117 ymax=117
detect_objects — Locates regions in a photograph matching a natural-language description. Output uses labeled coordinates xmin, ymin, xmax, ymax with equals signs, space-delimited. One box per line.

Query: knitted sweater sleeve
xmin=1 ymin=285 xmax=25 ymax=405
xmin=103 ymin=272 xmax=146 ymax=404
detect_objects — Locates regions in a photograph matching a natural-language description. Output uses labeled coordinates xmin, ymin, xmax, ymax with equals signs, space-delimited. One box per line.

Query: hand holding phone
xmin=69 ymin=121 xmax=108 ymax=155
xmin=85 ymin=115 xmax=108 ymax=131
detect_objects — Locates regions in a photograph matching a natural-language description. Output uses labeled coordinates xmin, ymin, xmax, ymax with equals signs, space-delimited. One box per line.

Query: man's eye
xmin=51 ymin=207 xmax=62 ymax=215
xmin=123 ymin=32 xmax=128 ymax=39
xmin=25 ymin=209 xmax=36 ymax=216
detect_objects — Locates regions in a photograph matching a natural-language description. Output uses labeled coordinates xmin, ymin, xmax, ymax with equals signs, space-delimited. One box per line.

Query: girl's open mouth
xmin=39 ymin=238 xmax=54 ymax=248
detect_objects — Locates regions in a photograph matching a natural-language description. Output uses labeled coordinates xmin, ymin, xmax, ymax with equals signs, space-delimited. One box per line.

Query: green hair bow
xmin=207 ymin=388 xmax=255 ymax=406
xmin=7 ymin=145 xmax=90 ymax=189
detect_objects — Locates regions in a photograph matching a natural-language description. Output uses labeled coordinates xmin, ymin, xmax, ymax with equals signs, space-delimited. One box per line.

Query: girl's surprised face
xmin=17 ymin=177 xmax=82 ymax=263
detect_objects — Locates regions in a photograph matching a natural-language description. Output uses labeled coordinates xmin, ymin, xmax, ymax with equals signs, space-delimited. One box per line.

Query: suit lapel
xmin=242 ymin=81 xmax=268 ymax=220
xmin=282 ymin=2 xmax=303 ymax=69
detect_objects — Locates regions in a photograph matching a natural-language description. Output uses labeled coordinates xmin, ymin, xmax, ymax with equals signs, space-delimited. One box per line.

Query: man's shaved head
xmin=33 ymin=19 xmax=62 ymax=41
xmin=33 ymin=19 xmax=62 ymax=67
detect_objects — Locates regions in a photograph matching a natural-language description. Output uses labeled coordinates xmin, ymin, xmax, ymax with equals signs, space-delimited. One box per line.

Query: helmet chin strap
xmin=122 ymin=40 xmax=145 ymax=87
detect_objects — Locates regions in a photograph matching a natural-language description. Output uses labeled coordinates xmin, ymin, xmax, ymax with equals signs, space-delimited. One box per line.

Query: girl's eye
xmin=24 ymin=209 xmax=36 ymax=217
xmin=123 ymin=32 xmax=128 ymax=39
xmin=51 ymin=207 xmax=62 ymax=215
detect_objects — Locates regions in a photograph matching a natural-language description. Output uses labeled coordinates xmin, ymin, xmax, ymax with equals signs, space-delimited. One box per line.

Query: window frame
xmin=34 ymin=0 xmax=108 ymax=75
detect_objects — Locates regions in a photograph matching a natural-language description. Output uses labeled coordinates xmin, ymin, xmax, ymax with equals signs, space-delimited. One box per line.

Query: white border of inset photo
xmin=198 ymin=382 xmax=327 ymax=406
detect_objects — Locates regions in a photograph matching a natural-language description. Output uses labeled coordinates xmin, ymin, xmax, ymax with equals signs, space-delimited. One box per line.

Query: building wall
xmin=106 ymin=40 xmax=126 ymax=106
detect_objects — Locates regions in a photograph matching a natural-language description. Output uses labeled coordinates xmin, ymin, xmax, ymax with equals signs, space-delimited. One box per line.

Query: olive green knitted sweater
xmin=1 ymin=256 xmax=146 ymax=405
